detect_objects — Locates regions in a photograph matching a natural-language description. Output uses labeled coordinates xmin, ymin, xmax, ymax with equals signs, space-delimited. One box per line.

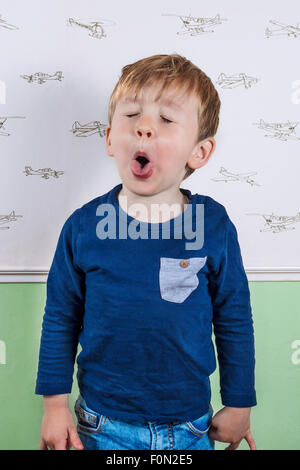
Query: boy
xmin=36 ymin=54 xmax=257 ymax=451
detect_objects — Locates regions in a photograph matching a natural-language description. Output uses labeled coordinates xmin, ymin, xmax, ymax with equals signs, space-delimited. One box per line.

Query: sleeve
xmin=35 ymin=208 xmax=85 ymax=395
xmin=209 ymin=214 xmax=257 ymax=407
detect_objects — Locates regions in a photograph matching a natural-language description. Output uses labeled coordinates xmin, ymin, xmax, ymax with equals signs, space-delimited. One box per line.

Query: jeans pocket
xmin=74 ymin=394 xmax=107 ymax=434
xmin=184 ymin=405 xmax=213 ymax=437
xmin=159 ymin=256 xmax=207 ymax=303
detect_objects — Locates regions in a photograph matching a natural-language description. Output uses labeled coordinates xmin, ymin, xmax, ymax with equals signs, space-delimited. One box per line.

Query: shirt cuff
xmin=35 ymin=382 xmax=72 ymax=395
xmin=221 ymin=391 xmax=257 ymax=408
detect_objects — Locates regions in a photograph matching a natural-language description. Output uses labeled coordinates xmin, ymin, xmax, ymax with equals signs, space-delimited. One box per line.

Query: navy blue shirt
xmin=35 ymin=183 xmax=256 ymax=422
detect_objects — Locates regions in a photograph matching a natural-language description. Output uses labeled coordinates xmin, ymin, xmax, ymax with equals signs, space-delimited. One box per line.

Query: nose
xmin=135 ymin=118 xmax=155 ymax=139
xmin=136 ymin=128 xmax=152 ymax=138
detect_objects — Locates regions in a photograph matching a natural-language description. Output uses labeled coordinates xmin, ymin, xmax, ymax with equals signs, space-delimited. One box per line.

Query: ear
xmin=186 ymin=137 xmax=216 ymax=170
xmin=106 ymin=125 xmax=114 ymax=157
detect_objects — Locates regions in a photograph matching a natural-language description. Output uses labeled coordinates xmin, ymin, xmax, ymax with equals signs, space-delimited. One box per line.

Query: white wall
xmin=1 ymin=0 xmax=300 ymax=280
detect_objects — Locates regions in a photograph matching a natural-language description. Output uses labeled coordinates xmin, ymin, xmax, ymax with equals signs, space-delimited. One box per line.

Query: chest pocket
xmin=159 ymin=256 xmax=207 ymax=303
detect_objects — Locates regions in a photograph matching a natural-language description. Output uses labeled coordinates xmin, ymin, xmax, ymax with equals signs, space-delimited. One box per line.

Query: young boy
xmin=35 ymin=54 xmax=257 ymax=451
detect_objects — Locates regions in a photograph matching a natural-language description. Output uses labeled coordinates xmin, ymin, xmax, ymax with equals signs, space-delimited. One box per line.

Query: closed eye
xmin=126 ymin=114 xmax=172 ymax=123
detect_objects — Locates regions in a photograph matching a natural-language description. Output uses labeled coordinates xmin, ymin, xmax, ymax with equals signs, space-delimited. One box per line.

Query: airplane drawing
xmin=20 ymin=71 xmax=63 ymax=84
xmin=161 ymin=13 xmax=227 ymax=36
xmin=23 ymin=166 xmax=64 ymax=179
xmin=216 ymin=73 xmax=259 ymax=89
xmin=247 ymin=211 xmax=300 ymax=233
xmin=67 ymin=17 xmax=116 ymax=39
xmin=0 ymin=14 xmax=18 ymax=30
xmin=211 ymin=167 xmax=260 ymax=186
xmin=265 ymin=20 xmax=300 ymax=38
xmin=71 ymin=120 xmax=106 ymax=137
xmin=0 ymin=116 xmax=25 ymax=136
xmin=0 ymin=211 xmax=22 ymax=230
xmin=253 ymin=119 xmax=300 ymax=141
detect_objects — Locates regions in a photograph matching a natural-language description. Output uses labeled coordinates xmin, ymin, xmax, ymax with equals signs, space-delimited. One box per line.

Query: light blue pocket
xmin=159 ymin=257 xmax=207 ymax=303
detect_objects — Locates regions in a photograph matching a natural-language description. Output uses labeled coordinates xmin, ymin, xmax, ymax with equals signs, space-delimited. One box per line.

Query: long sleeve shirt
xmin=35 ymin=183 xmax=256 ymax=423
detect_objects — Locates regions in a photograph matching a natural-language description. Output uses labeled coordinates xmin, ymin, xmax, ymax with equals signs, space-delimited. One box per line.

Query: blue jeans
xmin=74 ymin=394 xmax=215 ymax=450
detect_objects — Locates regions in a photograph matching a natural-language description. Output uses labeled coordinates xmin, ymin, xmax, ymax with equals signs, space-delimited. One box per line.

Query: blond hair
xmin=107 ymin=53 xmax=221 ymax=181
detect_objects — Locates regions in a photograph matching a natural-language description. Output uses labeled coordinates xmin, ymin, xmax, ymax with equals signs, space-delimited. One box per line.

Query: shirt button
xmin=179 ymin=259 xmax=189 ymax=268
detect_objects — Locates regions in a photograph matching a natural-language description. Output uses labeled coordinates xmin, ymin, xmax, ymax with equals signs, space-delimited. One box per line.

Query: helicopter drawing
xmin=67 ymin=17 xmax=115 ymax=40
xmin=0 ymin=14 xmax=18 ymax=30
xmin=20 ymin=71 xmax=63 ymax=84
xmin=216 ymin=73 xmax=259 ymax=89
xmin=247 ymin=211 xmax=300 ymax=233
xmin=23 ymin=166 xmax=64 ymax=179
xmin=265 ymin=20 xmax=300 ymax=38
xmin=0 ymin=211 xmax=23 ymax=230
xmin=0 ymin=116 xmax=25 ymax=136
xmin=161 ymin=13 xmax=227 ymax=36
xmin=71 ymin=120 xmax=106 ymax=137
xmin=253 ymin=119 xmax=300 ymax=141
xmin=211 ymin=167 xmax=260 ymax=186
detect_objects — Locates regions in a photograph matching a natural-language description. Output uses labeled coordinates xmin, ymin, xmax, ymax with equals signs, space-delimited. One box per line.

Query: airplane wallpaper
xmin=0 ymin=116 xmax=25 ymax=136
xmin=23 ymin=166 xmax=64 ymax=179
xmin=71 ymin=120 xmax=106 ymax=137
xmin=216 ymin=73 xmax=259 ymax=89
xmin=0 ymin=211 xmax=22 ymax=230
xmin=161 ymin=13 xmax=227 ymax=35
xmin=20 ymin=72 xmax=63 ymax=84
xmin=265 ymin=20 xmax=300 ymax=38
xmin=211 ymin=167 xmax=260 ymax=186
xmin=253 ymin=119 xmax=300 ymax=141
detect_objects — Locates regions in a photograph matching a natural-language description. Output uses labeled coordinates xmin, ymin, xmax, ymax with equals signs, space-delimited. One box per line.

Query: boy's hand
xmin=208 ymin=406 xmax=256 ymax=450
xmin=40 ymin=395 xmax=84 ymax=450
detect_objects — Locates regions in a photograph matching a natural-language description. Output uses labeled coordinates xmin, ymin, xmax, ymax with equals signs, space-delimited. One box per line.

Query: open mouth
xmin=135 ymin=155 xmax=150 ymax=169
xmin=131 ymin=153 xmax=153 ymax=178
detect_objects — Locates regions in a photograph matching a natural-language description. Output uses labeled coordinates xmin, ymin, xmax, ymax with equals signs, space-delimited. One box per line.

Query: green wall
xmin=0 ymin=282 xmax=299 ymax=450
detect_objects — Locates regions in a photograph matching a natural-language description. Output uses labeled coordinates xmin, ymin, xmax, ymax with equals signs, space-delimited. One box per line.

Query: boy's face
xmin=106 ymin=83 xmax=214 ymax=196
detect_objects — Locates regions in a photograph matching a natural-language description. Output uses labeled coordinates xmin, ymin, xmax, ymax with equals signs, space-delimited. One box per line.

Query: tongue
xmin=131 ymin=159 xmax=153 ymax=178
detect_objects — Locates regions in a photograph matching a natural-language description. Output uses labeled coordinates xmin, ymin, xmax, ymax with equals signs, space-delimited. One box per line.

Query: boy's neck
xmin=117 ymin=185 xmax=190 ymax=223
